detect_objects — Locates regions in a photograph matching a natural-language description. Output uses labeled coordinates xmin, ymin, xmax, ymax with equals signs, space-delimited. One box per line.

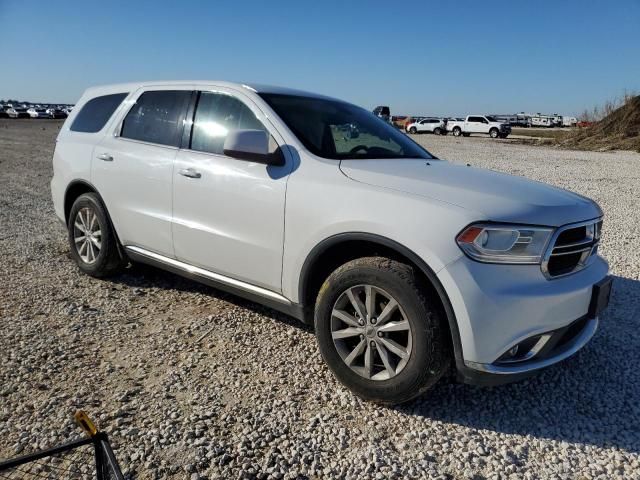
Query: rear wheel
xmin=434 ymin=127 xmax=442 ymax=135
xmin=452 ymin=127 xmax=462 ymax=137
xmin=314 ymin=257 xmax=448 ymax=404
xmin=68 ymin=193 xmax=126 ymax=278
xmin=409 ymin=126 xmax=417 ymax=134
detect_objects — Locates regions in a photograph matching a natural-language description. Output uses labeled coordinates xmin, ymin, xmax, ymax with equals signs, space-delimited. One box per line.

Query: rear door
xmin=172 ymin=87 xmax=290 ymax=292
xmin=92 ymin=87 xmax=193 ymax=257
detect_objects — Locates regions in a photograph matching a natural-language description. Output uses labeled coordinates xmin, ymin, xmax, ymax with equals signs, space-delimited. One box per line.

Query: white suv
xmin=51 ymin=81 xmax=612 ymax=404
xmin=406 ymin=118 xmax=445 ymax=135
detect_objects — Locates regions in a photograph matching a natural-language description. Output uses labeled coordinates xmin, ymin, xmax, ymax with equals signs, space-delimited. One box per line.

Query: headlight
xmin=456 ymin=223 xmax=554 ymax=264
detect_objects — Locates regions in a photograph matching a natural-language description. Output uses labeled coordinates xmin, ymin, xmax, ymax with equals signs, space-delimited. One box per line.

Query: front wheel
xmin=489 ymin=128 xmax=499 ymax=138
xmin=68 ymin=193 xmax=126 ymax=278
xmin=314 ymin=257 xmax=448 ymax=404
xmin=409 ymin=126 xmax=417 ymax=134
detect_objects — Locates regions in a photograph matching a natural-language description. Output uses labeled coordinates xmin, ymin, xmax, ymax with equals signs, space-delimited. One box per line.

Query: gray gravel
xmin=1 ymin=120 xmax=639 ymax=480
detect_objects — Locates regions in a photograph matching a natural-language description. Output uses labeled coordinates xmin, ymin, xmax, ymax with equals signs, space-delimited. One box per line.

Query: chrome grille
xmin=542 ymin=219 xmax=602 ymax=278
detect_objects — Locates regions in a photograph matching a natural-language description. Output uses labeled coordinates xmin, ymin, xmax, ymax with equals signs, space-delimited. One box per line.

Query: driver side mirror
xmin=223 ymin=129 xmax=284 ymax=166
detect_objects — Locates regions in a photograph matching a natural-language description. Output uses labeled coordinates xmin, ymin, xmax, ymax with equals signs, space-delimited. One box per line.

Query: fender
xmin=63 ymin=179 xmax=126 ymax=261
xmin=298 ymin=232 xmax=465 ymax=370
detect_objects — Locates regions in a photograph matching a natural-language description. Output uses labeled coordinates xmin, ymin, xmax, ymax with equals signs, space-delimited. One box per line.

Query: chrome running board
xmin=125 ymin=246 xmax=292 ymax=305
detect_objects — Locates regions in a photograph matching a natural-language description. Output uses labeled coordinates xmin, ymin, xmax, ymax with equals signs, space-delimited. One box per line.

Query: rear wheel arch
xmin=64 ymin=180 xmax=125 ymax=258
xmin=64 ymin=180 xmax=99 ymax=225
xmin=298 ymin=233 xmax=464 ymax=368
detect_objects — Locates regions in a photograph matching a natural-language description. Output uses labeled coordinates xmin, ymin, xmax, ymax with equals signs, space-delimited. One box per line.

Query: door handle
xmin=97 ymin=153 xmax=113 ymax=162
xmin=178 ymin=168 xmax=202 ymax=179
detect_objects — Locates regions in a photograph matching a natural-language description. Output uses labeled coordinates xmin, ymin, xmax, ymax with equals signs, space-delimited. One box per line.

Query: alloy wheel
xmin=73 ymin=207 xmax=102 ymax=264
xmin=331 ymin=284 xmax=412 ymax=381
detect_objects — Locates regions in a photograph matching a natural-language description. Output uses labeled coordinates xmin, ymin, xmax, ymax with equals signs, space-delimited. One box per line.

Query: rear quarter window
xmin=70 ymin=93 xmax=128 ymax=133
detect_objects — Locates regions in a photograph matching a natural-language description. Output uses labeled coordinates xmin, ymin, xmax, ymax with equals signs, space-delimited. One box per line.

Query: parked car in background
xmin=448 ymin=115 xmax=511 ymax=138
xmin=52 ymin=80 xmax=610 ymax=405
xmin=562 ymin=116 xmax=578 ymax=127
xmin=406 ymin=118 xmax=446 ymax=135
xmin=373 ymin=105 xmax=391 ymax=123
xmin=5 ymin=106 xmax=30 ymax=118
xmin=27 ymin=107 xmax=52 ymax=118
xmin=47 ymin=108 xmax=68 ymax=119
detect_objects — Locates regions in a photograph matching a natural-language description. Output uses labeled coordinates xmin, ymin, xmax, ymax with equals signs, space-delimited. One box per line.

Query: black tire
xmin=409 ymin=126 xmax=417 ymax=134
xmin=433 ymin=127 xmax=442 ymax=135
xmin=314 ymin=257 xmax=449 ymax=405
xmin=489 ymin=128 xmax=499 ymax=139
xmin=68 ymin=192 xmax=126 ymax=278
xmin=452 ymin=127 xmax=462 ymax=137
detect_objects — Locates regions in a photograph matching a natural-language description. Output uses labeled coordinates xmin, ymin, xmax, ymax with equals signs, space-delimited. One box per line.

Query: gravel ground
xmin=1 ymin=120 xmax=639 ymax=480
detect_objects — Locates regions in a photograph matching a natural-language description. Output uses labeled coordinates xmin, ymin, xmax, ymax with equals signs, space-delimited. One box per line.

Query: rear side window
xmin=191 ymin=91 xmax=272 ymax=155
xmin=70 ymin=93 xmax=127 ymax=133
xmin=121 ymin=90 xmax=191 ymax=147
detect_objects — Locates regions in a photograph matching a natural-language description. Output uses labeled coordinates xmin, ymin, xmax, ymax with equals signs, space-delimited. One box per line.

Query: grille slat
xmin=543 ymin=219 xmax=602 ymax=278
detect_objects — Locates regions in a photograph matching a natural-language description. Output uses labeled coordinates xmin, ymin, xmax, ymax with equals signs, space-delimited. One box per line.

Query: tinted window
xmin=191 ymin=92 xmax=272 ymax=155
xmin=260 ymin=93 xmax=433 ymax=160
xmin=70 ymin=93 xmax=127 ymax=133
xmin=121 ymin=90 xmax=191 ymax=147
xmin=468 ymin=116 xmax=482 ymax=123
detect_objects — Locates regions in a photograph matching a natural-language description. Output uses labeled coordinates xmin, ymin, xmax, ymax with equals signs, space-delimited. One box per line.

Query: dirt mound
xmin=561 ymin=95 xmax=640 ymax=152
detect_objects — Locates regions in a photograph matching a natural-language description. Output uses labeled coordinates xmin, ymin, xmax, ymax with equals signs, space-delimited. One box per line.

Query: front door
xmin=172 ymin=88 xmax=291 ymax=292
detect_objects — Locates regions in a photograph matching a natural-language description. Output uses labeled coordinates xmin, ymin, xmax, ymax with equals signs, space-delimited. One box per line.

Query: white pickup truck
xmin=447 ymin=115 xmax=511 ymax=139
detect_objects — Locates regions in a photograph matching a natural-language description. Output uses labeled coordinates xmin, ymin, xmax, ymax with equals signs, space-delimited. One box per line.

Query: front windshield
xmin=485 ymin=116 xmax=498 ymax=122
xmin=259 ymin=93 xmax=434 ymax=160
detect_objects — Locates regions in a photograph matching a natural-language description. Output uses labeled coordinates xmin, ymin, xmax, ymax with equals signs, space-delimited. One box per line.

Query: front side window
xmin=70 ymin=93 xmax=128 ymax=133
xmin=121 ymin=90 xmax=191 ymax=147
xmin=260 ymin=93 xmax=433 ymax=160
xmin=191 ymin=91 xmax=275 ymax=155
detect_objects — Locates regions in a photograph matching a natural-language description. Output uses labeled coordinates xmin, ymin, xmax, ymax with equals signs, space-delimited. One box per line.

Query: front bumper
xmin=460 ymin=315 xmax=598 ymax=385
xmin=437 ymin=253 xmax=609 ymax=385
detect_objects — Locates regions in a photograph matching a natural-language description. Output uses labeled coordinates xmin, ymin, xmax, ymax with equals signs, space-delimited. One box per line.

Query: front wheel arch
xmin=298 ymin=233 xmax=464 ymax=370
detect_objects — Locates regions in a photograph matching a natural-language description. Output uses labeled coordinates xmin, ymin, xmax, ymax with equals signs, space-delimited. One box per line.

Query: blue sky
xmin=1 ymin=1 xmax=639 ymax=116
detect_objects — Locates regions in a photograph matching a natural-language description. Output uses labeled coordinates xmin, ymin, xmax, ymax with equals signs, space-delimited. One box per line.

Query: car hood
xmin=339 ymin=159 xmax=601 ymax=227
